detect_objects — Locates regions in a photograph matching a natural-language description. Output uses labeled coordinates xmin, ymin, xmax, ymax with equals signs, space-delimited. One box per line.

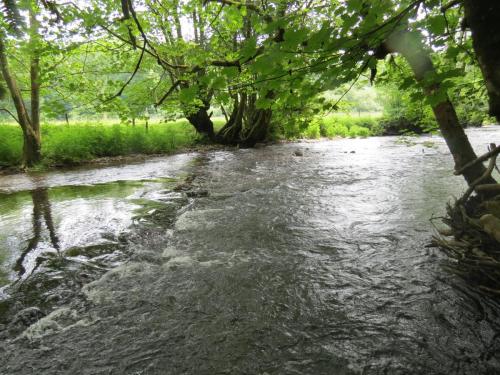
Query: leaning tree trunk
xmin=379 ymin=29 xmax=496 ymax=188
xmin=0 ymin=33 xmax=41 ymax=168
xmin=463 ymin=0 xmax=500 ymax=122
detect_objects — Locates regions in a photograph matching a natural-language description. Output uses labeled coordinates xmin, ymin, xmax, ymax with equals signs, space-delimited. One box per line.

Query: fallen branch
xmin=475 ymin=184 xmax=500 ymax=193
xmin=454 ymin=143 xmax=500 ymax=175
xmin=459 ymin=151 xmax=498 ymax=203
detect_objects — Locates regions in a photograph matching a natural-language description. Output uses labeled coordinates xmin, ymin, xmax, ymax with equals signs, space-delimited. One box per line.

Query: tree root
xmin=433 ymin=143 xmax=500 ymax=296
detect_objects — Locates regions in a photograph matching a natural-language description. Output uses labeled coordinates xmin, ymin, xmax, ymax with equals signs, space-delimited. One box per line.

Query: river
xmin=0 ymin=128 xmax=499 ymax=374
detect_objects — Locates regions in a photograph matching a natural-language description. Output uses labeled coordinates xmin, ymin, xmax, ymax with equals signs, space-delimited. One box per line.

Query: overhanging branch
xmin=0 ymin=108 xmax=20 ymax=124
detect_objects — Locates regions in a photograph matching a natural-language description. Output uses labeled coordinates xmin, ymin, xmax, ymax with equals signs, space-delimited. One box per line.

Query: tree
xmin=463 ymin=0 xmax=500 ymax=122
xmin=0 ymin=1 xmax=43 ymax=167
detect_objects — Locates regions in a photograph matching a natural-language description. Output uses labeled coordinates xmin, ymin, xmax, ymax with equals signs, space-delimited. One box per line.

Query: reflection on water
xmin=0 ymin=128 xmax=499 ymax=374
xmin=15 ymin=188 xmax=60 ymax=276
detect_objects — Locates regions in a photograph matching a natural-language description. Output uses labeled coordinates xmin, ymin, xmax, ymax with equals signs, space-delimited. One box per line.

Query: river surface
xmin=0 ymin=128 xmax=500 ymax=374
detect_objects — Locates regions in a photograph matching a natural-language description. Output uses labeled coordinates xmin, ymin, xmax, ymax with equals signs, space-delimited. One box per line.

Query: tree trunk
xmin=30 ymin=6 xmax=40 ymax=139
xmin=382 ymin=29 xmax=496 ymax=188
xmin=186 ymin=106 xmax=215 ymax=140
xmin=463 ymin=0 xmax=500 ymax=122
xmin=239 ymin=93 xmax=273 ymax=147
xmin=241 ymin=108 xmax=272 ymax=147
xmin=0 ymin=33 xmax=41 ymax=167
xmin=217 ymin=93 xmax=246 ymax=144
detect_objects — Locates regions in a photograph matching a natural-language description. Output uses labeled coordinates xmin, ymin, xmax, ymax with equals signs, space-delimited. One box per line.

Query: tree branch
xmin=0 ymin=108 xmax=20 ymax=124
xmin=454 ymin=143 xmax=500 ymax=175
xmin=155 ymin=80 xmax=183 ymax=107
xmin=441 ymin=0 xmax=462 ymax=13
xmin=105 ymin=40 xmax=146 ymax=102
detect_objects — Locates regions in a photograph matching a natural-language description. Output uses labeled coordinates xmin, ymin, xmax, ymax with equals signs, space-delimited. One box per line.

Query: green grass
xmin=293 ymin=113 xmax=382 ymax=140
xmin=0 ymin=119 xmax=201 ymax=167
xmin=0 ymin=125 xmax=23 ymax=166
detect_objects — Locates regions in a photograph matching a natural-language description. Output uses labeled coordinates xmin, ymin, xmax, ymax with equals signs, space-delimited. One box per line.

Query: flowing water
xmin=0 ymin=128 xmax=500 ymax=374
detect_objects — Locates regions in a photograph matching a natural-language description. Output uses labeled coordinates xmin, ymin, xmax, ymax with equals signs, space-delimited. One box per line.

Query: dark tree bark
xmin=380 ymin=29 xmax=496 ymax=188
xmin=214 ymin=92 xmax=273 ymax=146
xmin=463 ymin=0 xmax=500 ymax=122
xmin=217 ymin=94 xmax=245 ymax=144
xmin=186 ymin=104 xmax=216 ymax=140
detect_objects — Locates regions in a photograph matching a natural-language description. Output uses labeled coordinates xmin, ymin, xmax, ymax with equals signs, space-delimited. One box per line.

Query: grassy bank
xmin=284 ymin=113 xmax=383 ymax=140
xmin=0 ymin=115 xmax=380 ymax=168
xmin=0 ymin=120 xmax=210 ymax=168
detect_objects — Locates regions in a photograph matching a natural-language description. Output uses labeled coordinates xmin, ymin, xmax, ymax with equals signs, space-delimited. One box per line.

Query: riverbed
xmin=1 ymin=128 xmax=499 ymax=374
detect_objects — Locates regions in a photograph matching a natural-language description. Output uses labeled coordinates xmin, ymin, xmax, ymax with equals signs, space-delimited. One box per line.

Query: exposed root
xmin=433 ymin=143 xmax=500 ymax=296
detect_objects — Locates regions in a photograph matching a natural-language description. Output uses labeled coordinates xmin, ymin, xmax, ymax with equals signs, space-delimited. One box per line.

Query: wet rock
xmin=350 ymin=150 xmax=356 ymax=153
xmin=185 ymin=190 xmax=209 ymax=198
xmin=254 ymin=142 xmax=266 ymax=149
xmin=293 ymin=150 xmax=303 ymax=157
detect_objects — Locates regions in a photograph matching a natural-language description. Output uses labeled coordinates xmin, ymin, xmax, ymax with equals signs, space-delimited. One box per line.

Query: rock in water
xmin=293 ymin=150 xmax=303 ymax=157
xmin=480 ymin=214 xmax=500 ymax=242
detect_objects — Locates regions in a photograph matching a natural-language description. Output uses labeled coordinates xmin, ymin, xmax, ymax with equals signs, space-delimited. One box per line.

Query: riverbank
xmin=2 ymin=116 xmax=496 ymax=173
xmin=0 ymin=115 xmax=381 ymax=171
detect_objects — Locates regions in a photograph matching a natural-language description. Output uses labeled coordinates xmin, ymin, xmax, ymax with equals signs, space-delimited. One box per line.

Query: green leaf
xmin=283 ymin=29 xmax=308 ymax=49
xmin=239 ymin=36 xmax=257 ymax=60
xmin=179 ymin=86 xmax=199 ymax=103
xmin=427 ymin=87 xmax=448 ymax=106
xmin=428 ymin=15 xmax=446 ymax=35
xmin=222 ymin=67 xmax=239 ymax=79
xmin=399 ymin=76 xmax=416 ymax=90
